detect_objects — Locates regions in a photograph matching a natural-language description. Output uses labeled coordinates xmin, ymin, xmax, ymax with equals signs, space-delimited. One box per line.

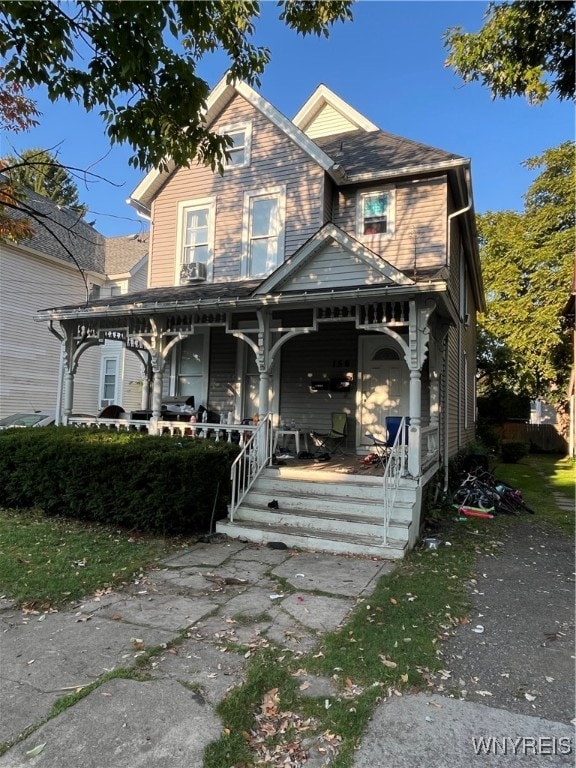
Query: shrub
xmin=500 ymin=441 xmax=529 ymax=464
xmin=0 ymin=427 xmax=240 ymax=534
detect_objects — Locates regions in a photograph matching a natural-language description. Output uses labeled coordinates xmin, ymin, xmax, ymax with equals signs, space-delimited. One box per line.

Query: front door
xmin=358 ymin=337 xmax=409 ymax=443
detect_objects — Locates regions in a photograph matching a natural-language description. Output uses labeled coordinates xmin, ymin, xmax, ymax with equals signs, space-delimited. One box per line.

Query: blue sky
xmin=2 ymin=1 xmax=573 ymax=237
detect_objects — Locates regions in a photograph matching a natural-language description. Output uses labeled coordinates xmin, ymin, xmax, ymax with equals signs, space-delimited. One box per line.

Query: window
xmin=357 ymin=188 xmax=395 ymax=236
xmin=183 ymin=207 xmax=209 ymax=263
xmin=172 ymin=331 xmax=209 ymax=407
xmin=176 ymin=198 xmax=215 ymax=281
xmin=100 ymin=357 xmax=118 ymax=407
xmin=242 ymin=186 xmax=286 ymax=278
xmin=220 ymin=121 xmax=252 ymax=169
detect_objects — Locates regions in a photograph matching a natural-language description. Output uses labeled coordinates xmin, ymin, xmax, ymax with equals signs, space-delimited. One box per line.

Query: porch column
xmin=141 ymin=355 xmax=153 ymax=410
xmin=258 ymin=371 xmax=270 ymax=418
xmin=408 ymin=368 xmax=422 ymax=477
xmin=148 ymin=351 xmax=165 ymax=436
xmin=63 ymin=368 xmax=74 ymax=425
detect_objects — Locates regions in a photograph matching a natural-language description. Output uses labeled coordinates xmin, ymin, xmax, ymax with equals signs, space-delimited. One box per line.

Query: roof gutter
xmin=343 ymin=157 xmax=470 ymax=185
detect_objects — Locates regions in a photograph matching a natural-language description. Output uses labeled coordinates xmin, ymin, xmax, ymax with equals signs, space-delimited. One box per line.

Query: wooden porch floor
xmin=271 ymin=450 xmax=385 ymax=478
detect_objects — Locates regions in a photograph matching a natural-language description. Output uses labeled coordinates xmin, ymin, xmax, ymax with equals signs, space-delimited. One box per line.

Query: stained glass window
xmin=363 ymin=192 xmax=389 ymax=234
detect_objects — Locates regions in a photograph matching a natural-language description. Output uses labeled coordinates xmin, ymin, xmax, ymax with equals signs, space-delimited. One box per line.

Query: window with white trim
xmin=172 ymin=330 xmax=209 ymax=406
xmin=357 ymin=188 xmax=395 ymax=236
xmin=242 ymin=186 xmax=286 ymax=278
xmin=100 ymin=356 xmax=118 ymax=408
xmin=176 ymin=198 xmax=215 ymax=281
xmin=220 ymin=121 xmax=252 ymax=169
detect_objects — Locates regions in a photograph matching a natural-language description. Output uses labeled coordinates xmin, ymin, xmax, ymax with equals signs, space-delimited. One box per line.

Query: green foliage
xmin=476 ymin=326 xmax=524 ymax=396
xmin=0 ymin=428 xmax=239 ymax=534
xmin=444 ymin=1 xmax=575 ymax=103
xmin=500 ymin=441 xmax=529 ymax=463
xmin=0 ymin=1 xmax=353 ymax=171
xmin=0 ymin=507 xmax=178 ymax=606
xmin=4 ymin=148 xmax=88 ymax=214
xmin=477 ymin=142 xmax=575 ymax=408
xmin=477 ymin=388 xmax=530 ymax=424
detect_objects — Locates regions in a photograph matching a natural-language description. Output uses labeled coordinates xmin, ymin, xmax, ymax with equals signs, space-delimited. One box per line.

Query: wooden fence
xmin=496 ymin=423 xmax=567 ymax=453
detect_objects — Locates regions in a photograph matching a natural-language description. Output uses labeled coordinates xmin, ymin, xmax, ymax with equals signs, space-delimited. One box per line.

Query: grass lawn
xmin=204 ymin=452 xmax=574 ymax=768
xmin=0 ymin=508 xmax=187 ymax=608
xmin=0 ymin=454 xmax=572 ymax=767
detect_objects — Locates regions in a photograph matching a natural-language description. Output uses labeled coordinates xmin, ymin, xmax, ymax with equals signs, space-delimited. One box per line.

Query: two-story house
xmin=36 ymin=78 xmax=484 ymax=557
xmin=0 ymin=186 xmax=149 ymax=418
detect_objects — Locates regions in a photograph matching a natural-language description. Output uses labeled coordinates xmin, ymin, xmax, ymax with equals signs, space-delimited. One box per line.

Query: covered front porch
xmin=40 ymin=281 xmax=451 ymax=555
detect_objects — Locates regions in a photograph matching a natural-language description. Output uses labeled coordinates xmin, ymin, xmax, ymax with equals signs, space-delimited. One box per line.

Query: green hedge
xmin=0 ymin=428 xmax=240 ymax=534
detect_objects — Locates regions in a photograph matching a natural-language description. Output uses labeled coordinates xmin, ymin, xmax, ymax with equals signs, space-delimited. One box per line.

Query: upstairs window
xmin=220 ymin=121 xmax=252 ymax=169
xmin=176 ymin=198 xmax=215 ymax=281
xmin=242 ymin=186 xmax=286 ymax=278
xmin=357 ymin=188 xmax=395 ymax=237
xmin=183 ymin=207 xmax=209 ymax=263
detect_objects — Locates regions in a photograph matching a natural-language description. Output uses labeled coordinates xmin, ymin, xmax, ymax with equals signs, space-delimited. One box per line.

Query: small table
xmin=273 ymin=429 xmax=308 ymax=456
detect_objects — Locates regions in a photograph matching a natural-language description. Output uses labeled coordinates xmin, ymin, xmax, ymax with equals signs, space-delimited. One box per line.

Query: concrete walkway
xmin=1 ymin=530 xmax=573 ymax=767
xmin=0 ymin=540 xmax=394 ymax=767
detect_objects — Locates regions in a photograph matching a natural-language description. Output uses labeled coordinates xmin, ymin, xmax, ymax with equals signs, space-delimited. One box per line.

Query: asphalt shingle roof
xmin=105 ymin=233 xmax=149 ymax=274
xmin=10 ymin=188 xmax=107 ymax=273
xmin=314 ymin=129 xmax=464 ymax=178
xmin=42 ymin=279 xmax=263 ymax=313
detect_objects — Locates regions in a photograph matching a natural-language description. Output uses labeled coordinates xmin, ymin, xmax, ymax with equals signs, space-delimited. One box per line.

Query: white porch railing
xmin=420 ymin=424 xmax=440 ymax=473
xmin=67 ymin=415 xmax=258 ymax=442
xmin=382 ymin=421 xmax=439 ymax=543
xmin=229 ymin=414 xmax=274 ymax=522
xmin=382 ymin=416 xmax=408 ymax=546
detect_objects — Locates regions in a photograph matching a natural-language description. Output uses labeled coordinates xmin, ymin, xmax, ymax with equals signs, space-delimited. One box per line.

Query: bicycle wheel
xmin=496 ymin=496 xmax=521 ymax=515
xmin=518 ymin=499 xmax=536 ymax=514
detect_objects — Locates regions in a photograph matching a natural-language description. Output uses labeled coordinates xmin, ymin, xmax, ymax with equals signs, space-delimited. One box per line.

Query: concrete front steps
xmin=216 ymin=464 xmax=415 ymax=558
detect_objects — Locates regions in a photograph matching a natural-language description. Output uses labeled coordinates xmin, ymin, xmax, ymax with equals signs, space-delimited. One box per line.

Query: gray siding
xmin=0 ymin=244 xmax=100 ymax=417
xmin=278 ymin=324 xmax=358 ymax=437
xmin=150 ymin=94 xmax=326 ymax=287
xmin=283 ymin=240 xmax=391 ymax=291
xmin=333 ymin=176 xmax=447 ymax=275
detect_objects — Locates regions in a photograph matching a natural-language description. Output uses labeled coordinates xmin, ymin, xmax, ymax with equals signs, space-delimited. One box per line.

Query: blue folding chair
xmin=366 ymin=417 xmax=410 ymax=467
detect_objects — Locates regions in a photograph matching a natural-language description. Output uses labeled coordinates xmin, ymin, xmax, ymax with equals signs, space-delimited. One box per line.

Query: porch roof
xmin=36 ymin=276 xmax=450 ymax=323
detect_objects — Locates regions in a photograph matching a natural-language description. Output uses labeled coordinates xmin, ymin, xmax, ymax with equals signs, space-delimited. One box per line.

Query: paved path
xmin=352 ymin=518 xmax=575 ymax=767
xmin=0 ymin=540 xmax=393 ymax=767
xmin=1 ymin=523 xmax=573 ymax=767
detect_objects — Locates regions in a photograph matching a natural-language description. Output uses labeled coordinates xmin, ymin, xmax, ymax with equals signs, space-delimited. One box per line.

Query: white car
xmin=0 ymin=412 xmax=56 ymax=429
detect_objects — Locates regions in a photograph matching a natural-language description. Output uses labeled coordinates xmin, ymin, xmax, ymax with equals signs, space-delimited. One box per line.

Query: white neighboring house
xmin=0 ymin=187 xmax=148 ymax=419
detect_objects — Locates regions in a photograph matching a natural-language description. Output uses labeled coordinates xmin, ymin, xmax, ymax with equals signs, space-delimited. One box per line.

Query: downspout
xmin=443 ymin=333 xmax=450 ymax=493
xmin=444 ymin=173 xmax=472 ymax=492
xmin=55 ymin=342 xmax=65 ymax=426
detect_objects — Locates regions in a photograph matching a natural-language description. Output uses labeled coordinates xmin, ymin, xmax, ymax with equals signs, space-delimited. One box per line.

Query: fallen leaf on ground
xmin=26 ymin=744 xmax=46 ymax=757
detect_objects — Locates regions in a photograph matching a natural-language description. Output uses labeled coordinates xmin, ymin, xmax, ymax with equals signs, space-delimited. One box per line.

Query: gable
xmin=293 ymin=84 xmax=378 ymax=138
xmin=130 ymin=77 xmax=343 ymax=210
xmin=255 ymin=224 xmax=414 ymax=295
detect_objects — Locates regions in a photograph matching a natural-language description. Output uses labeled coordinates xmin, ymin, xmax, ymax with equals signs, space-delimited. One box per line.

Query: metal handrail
xmin=382 ymin=416 xmax=408 ymax=545
xmin=229 ymin=414 xmax=274 ymax=522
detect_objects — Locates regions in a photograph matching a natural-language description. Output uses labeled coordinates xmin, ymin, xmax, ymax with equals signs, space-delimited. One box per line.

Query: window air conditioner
xmin=180 ymin=262 xmax=207 ymax=284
